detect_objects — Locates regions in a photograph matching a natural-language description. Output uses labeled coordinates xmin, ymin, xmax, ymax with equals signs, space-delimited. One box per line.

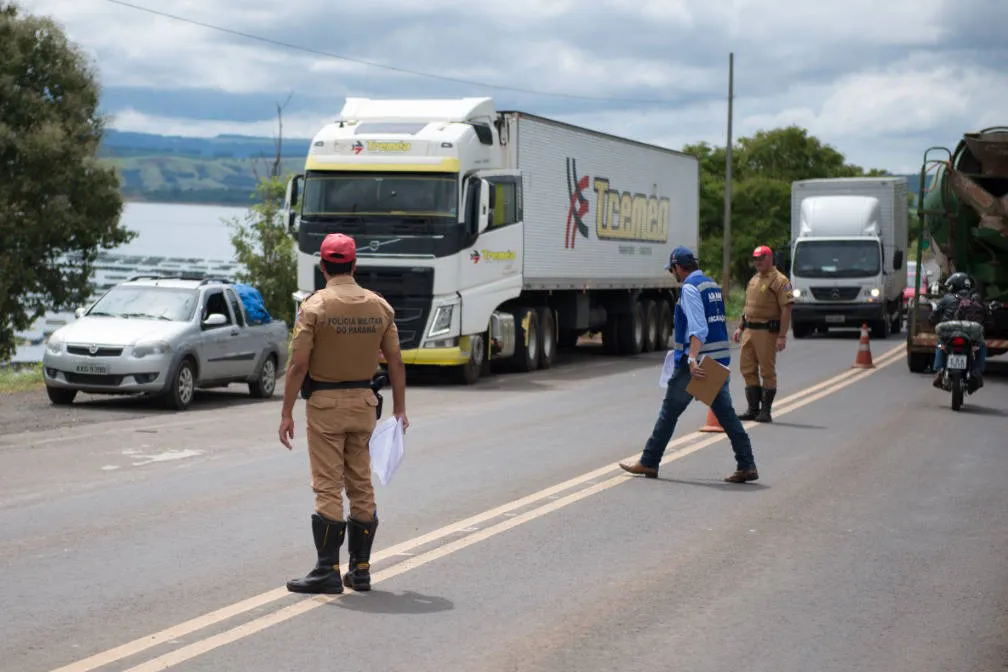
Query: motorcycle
xmin=934 ymin=320 xmax=984 ymax=411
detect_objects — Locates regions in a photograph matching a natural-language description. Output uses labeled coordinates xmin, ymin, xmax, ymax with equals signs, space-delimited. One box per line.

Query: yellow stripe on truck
xmin=304 ymin=156 xmax=461 ymax=172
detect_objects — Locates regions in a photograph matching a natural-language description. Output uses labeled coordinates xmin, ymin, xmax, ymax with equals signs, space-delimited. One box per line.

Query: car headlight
xmin=427 ymin=304 xmax=456 ymax=338
xmin=132 ymin=340 xmax=171 ymax=358
xmin=44 ymin=334 xmax=63 ymax=355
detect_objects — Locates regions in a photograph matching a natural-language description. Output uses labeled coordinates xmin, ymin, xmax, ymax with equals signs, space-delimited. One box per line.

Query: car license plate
xmin=825 ymin=315 xmax=845 ymax=324
xmin=75 ymin=363 xmax=108 ymax=375
xmin=947 ymin=354 xmax=967 ymax=370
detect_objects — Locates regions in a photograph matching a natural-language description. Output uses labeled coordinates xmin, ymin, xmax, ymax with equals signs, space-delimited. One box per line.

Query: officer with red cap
xmin=280 ymin=232 xmax=408 ymax=595
xmin=731 ymin=244 xmax=794 ymax=422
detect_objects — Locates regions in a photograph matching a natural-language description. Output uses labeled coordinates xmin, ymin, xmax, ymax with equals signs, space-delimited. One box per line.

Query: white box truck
xmin=282 ymin=97 xmax=699 ymax=383
xmin=788 ymin=177 xmax=909 ymax=339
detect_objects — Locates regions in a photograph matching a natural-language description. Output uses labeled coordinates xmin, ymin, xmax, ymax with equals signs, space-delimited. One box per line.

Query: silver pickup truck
xmin=41 ymin=275 xmax=289 ymax=410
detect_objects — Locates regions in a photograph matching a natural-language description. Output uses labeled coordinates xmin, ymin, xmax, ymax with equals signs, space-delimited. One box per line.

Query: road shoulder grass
xmin=0 ymin=365 xmax=44 ymax=394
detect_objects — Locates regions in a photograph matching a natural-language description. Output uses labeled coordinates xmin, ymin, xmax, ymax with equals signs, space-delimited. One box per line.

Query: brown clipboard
xmin=684 ymin=356 xmax=730 ymax=407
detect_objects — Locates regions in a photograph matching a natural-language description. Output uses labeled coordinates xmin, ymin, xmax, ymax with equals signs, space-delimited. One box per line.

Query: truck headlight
xmin=792 ymin=288 xmax=801 ymax=299
xmin=869 ymin=287 xmax=881 ymax=298
xmin=427 ymin=304 xmax=456 ymax=339
xmin=132 ymin=340 xmax=171 ymax=358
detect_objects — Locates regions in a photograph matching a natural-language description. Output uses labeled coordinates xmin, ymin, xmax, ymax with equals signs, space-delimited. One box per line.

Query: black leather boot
xmin=754 ymin=388 xmax=776 ymax=423
xmin=286 ymin=513 xmax=346 ymax=594
xmin=343 ymin=514 xmax=378 ymax=591
xmin=737 ymin=386 xmax=762 ymax=421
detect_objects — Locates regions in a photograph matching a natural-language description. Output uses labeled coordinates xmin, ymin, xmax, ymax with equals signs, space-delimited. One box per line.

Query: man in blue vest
xmin=620 ymin=246 xmax=759 ymax=483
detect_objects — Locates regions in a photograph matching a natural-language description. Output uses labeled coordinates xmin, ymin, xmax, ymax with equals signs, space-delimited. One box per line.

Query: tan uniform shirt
xmin=743 ymin=268 xmax=794 ymax=323
xmin=290 ymin=275 xmax=399 ymax=382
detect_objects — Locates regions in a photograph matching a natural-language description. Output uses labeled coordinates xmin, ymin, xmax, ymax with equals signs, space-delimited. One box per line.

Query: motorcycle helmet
xmin=943 ymin=272 xmax=974 ymax=294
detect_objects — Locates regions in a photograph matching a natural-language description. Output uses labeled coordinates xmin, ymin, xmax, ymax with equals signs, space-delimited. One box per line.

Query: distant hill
xmin=97 ymin=129 xmax=935 ymax=207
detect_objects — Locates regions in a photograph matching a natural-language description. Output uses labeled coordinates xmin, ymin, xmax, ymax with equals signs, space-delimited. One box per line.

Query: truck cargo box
xmin=503 ymin=112 xmax=699 ymax=291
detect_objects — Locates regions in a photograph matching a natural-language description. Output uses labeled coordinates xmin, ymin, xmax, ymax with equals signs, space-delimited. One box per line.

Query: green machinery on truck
xmin=906 ymin=126 xmax=1008 ymax=373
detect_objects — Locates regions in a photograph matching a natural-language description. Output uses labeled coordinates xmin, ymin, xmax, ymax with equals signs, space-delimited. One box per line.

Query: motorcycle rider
xmin=928 ymin=271 xmax=988 ymax=392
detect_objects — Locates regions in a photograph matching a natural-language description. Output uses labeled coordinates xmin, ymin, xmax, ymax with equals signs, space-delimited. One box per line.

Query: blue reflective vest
xmin=672 ymin=272 xmax=731 ymax=368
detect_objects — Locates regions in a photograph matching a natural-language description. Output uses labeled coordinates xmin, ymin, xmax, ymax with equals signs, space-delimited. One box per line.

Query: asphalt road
xmin=1 ymin=332 xmax=1006 ymax=672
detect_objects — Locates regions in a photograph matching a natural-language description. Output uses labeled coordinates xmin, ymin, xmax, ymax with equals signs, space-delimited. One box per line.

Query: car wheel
xmin=249 ymin=354 xmax=277 ymax=398
xmin=165 ymin=358 xmax=197 ymax=410
xmin=46 ymin=386 xmax=77 ymax=405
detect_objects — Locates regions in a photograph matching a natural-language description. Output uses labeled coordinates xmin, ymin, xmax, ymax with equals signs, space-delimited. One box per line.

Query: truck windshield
xmin=301 ymin=172 xmax=458 ymax=220
xmin=86 ymin=286 xmax=198 ymax=321
xmin=792 ymin=240 xmax=881 ymax=278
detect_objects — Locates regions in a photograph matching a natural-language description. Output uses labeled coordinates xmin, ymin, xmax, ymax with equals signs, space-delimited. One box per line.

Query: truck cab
xmin=788 ymin=178 xmax=908 ymax=339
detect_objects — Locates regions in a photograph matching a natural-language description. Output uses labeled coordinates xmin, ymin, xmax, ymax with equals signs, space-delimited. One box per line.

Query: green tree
xmin=226 ymin=175 xmax=298 ymax=328
xmin=0 ymin=2 xmax=133 ymax=362
xmin=683 ymin=126 xmax=891 ymax=289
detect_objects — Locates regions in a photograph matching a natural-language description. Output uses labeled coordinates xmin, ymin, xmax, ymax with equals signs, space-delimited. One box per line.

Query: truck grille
xmin=809 ymin=287 xmax=861 ymax=301
xmin=314 ymin=266 xmax=434 ymax=350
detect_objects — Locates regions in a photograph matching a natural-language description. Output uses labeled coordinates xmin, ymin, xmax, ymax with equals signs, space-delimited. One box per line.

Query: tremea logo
xmin=565 ymin=158 xmax=590 ymax=249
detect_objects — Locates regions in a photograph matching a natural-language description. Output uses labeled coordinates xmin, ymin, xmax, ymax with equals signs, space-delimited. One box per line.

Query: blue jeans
xmin=933 ymin=341 xmax=987 ymax=374
xmin=640 ymin=366 xmax=757 ymax=471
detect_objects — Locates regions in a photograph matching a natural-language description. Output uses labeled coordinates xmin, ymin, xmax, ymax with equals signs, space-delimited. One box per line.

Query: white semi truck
xmin=282 ymin=97 xmax=699 ymax=383
xmin=788 ymin=177 xmax=909 ymax=339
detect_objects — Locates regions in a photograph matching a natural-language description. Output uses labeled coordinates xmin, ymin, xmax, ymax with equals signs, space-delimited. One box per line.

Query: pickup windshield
xmin=301 ymin=171 xmax=458 ymax=220
xmin=792 ymin=240 xmax=882 ymax=279
xmin=86 ymin=286 xmax=198 ymax=321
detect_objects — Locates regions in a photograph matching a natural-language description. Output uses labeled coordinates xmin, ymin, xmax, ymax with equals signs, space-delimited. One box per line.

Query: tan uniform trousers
xmin=739 ymin=328 xmax=779 ymax=389
xmin=305 ymin=389 xmax=378 ymax=522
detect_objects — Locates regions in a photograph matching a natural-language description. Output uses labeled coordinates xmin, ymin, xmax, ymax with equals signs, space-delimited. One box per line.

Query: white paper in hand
xmin=658 ymin=350 xmax=677 ymax=388
xmin=369 ymin=417 xmax=405 ymax=485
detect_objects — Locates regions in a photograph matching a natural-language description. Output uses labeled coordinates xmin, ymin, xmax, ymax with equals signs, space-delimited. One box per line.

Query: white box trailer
xmin=501 ymin=112 xmax=699 ymax=289
xmin=284 ymin=97 xmax=700 ymax=384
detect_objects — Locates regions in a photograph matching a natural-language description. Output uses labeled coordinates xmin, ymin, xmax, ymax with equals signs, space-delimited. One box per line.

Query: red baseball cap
xmin=320 ymin=233 xmax=356 ymax=263
xmin=752 ymin=245 xmax=773 ymax=258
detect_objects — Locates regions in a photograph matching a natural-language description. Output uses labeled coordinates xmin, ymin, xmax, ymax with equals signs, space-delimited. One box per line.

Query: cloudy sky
xmin=17 ymin=0 xmax=1008 ymax=173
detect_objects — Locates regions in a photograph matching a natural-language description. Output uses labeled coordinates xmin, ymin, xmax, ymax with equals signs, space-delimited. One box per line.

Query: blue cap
xmin=665 ymin=245 xmax=696 ymax=270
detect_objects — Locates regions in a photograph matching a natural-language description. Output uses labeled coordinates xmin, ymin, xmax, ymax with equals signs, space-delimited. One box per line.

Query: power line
xmin=103 ymin=0 xmax=687 ymax=105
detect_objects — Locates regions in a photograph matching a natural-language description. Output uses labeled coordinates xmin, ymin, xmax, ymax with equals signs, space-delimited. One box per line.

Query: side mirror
xmin=202 ymin=313 xmax=228 ymax=328
xmin=283 ymin=174 xmax=303 ymax=236
xmin=477 ymin=178 xmax=491 ymax=233
xmin=774 ymin=249 xmax=792 ymax=276
xmin=74 ymin=306 xmax=85 ymax=319
xmin=894 ymin=249 xmax=903 ymax=270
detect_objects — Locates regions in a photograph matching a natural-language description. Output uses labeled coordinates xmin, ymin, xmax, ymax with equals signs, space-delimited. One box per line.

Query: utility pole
xmin=721 ymin=51 xmax=734 ymax=291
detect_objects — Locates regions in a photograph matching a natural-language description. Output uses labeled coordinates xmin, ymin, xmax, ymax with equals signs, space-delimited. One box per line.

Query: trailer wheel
xmin=513 ymin=307 xmax=540 ymax=372
xmin=537 ymin=307 xmax=557 ymax=370
xmin=618 ymin=302 xmax=645 ymax=356
xmin=641 ymin=300 xmax=658 ymax=353
xmin=656 ymin=300 xmax=673 ymax=349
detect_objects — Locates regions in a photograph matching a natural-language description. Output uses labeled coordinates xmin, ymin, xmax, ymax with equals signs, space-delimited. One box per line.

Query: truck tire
xmin=792 ymin=322 xmax=812 ymax=339
xmin=455 ymin=332 xmax=486 ymax=385
xmin=871 ymin=319 xmax=890 ymax=340
xmin=618 ymin=302 xmax=645 ymax=355
xmin=46 ymin=386 xmax=77 ymax=405
xmin=907 ymin=350 xmax=930 ymax=373
xmin=249 ymin=354 xmax=277 ymax=398
xmin=164 ymin=357 xmax=197 ymax=411
xmin=641 ymin=300 xmax=658 ymax=353
xmin=602 ymin=316 xmax=620 ymax=355
xmin=513 ymin=307 xmax=540 ymax=372
xmin=537 ymin=307 xmax=557 ymax=370
xmin=657 ymin=300 xmax=673 ymax=349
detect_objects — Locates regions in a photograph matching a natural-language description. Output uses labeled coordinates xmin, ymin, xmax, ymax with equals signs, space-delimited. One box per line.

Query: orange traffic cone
xmin=698 ymin=408 xmax=725 ymax=433
xmin=851 ymin=323 xmax=875 ymax=369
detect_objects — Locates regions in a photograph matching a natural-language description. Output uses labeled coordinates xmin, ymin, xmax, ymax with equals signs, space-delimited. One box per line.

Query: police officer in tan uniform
xmin=731 ymin=245 xmax=793 ymax=423
xmin=279 ymin=232 xmax=408 ymax=595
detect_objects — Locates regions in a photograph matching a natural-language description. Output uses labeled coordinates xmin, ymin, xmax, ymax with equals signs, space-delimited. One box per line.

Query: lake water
xmin=10 ymin=202 xmax=251 ymax=364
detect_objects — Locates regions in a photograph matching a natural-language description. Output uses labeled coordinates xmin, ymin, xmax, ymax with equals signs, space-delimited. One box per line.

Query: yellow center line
xmin=50 ymin=342 xmax=906 ymax=672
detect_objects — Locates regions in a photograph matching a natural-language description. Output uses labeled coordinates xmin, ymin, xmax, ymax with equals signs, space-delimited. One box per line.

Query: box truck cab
xmin=788 ymin=178 xmax=908 ymax=339
xmin=281 ymin=97 xmax=698 ymax=384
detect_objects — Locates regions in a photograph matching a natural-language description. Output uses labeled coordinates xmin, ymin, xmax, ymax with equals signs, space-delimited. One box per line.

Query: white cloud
xmin=15 ymin=0 xmax=1003 ymax=173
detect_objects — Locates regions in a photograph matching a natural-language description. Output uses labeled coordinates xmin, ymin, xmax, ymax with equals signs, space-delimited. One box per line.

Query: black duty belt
xmin=301 ymin=374 xmax=389 ymax=419
xmin=742 ymin=319 xmax=781 ymax=332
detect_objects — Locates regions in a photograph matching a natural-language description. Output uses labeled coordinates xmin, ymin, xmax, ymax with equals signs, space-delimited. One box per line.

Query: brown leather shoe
xmin=724 ymin=468 xmax=759 ymax=483
xmin=619 ymin=461 xmax=658 ymax=479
